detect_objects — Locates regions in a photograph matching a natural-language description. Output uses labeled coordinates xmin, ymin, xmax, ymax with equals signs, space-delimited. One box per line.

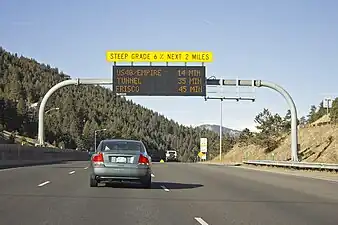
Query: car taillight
xmin=92 ymin=153 xmax=104 ymax=163
xmin=138 ymin=154 xmax=149 ymax=165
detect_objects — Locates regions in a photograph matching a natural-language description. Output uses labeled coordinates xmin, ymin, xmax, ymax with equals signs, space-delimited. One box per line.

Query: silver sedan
xmin=89 ymin=139 xmax=152 ymax=188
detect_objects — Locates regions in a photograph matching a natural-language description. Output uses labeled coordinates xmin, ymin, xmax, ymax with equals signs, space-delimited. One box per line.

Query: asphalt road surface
xmin=0 ymin=162 xmax=337 ymax=225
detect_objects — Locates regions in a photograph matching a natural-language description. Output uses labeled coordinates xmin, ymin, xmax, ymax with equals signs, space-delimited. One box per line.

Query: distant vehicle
xmin=149 ymin=150 xmax=165 ymax=162
xmin=89 ymin=139 xmax=152 ymax=188
xmin=165 ymin=150 xmax=178 ymax=162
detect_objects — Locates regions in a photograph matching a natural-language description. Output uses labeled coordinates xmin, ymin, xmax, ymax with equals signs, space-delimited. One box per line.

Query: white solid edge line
xmin=161 ymin=185 xmax=170 ymax=192
xmin=194 ymin=217 xmax=209 ymax=225
xmin=69 ymin=171 xmax=75 ymax=174
xmin=38 ymin=181 xmax=50 ymax=187
xmin=151 ymin=173 xmax=155 ymax=177
xmin=0 ymin=167 xmax=19 ymax=172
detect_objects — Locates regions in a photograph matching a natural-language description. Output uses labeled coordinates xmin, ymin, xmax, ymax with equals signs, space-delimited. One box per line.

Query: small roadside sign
xmin=200 ymin=138 xmax=207 ymax=153
xmin=198 ymin=151 xmax=206 ymax=160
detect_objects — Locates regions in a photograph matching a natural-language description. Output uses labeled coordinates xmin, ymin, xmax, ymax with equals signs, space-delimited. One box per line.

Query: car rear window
xmin=101 ymin=141 xmax=144 ymax=152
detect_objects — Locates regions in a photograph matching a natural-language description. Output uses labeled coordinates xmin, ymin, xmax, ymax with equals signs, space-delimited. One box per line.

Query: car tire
xmin=90 ymin=176 xmax=98 ymax=187
xmin=141 ymin=175 xmax=152 ymax=189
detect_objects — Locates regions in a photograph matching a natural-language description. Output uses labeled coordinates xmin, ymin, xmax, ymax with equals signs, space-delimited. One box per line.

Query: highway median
xmin=0 ymin=144 xmax=89 ymax=169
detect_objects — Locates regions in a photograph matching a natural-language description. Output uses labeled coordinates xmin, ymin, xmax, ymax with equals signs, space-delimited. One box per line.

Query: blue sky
xmin=1 ymin=0 xmax=337 ymax=131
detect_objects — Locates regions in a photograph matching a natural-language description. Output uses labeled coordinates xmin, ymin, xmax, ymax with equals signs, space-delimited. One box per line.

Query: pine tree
xmin=330 ymin=97 xmax=338 ymax=123
xmin=307 ymin=105 xmax=317 ymax=123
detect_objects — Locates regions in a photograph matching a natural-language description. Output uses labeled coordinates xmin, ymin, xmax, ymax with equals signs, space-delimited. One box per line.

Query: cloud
xmin=202 ymin=19 xmax=213 ymax=26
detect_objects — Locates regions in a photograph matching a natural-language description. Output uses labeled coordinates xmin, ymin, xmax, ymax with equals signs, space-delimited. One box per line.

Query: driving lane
xmin=0 ymin=162 xmax=337 ymax=225
xmin=0 ymin=161 xmax=204 ymax=225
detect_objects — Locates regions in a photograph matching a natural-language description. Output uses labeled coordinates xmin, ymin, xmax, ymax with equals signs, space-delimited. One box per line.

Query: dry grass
xmin=211 ymin=124 xmax=338 ymax=164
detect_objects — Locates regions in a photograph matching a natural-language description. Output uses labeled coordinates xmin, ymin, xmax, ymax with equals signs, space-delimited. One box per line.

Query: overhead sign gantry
xmin=37 ymin=50 xmax=299 ymax=162
xmin=106 ymin=51 xmax=213 ymax=96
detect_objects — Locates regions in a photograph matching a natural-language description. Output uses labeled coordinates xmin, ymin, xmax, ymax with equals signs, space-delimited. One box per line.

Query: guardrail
xmin=1 ymin=130 xmax=55 ymax=147
xmin=0 ymin=144 xmax=89 ymax=169
xmin=243 ymin=160 xmax=338 ymax=171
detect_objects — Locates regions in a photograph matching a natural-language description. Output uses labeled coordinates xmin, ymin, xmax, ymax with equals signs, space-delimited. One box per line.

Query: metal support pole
xmin=205 ymin=86 xmax=254 ymax=162
xmin=258 ymin=80 xmax=299 ymax=162
xmin=38 ymin=79 xmax=112 ymax=146
xmin=219 ymin=100 xmax=223 ymax=161
xmin=94 ymin=131 xmax=97 ymax=152
xmin=94 ymin=128 xmax=106 ymax=151
xmin=324 ymin=98 xmax=332 ymax=115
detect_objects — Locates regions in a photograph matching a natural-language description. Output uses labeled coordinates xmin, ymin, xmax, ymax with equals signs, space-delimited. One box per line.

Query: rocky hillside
xmin=211 ymin=120 xmax=338 ymax=163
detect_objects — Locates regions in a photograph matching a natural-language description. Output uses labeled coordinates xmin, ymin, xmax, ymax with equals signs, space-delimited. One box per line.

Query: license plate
xmin=116 ymin=157 xmax=126 ymax=163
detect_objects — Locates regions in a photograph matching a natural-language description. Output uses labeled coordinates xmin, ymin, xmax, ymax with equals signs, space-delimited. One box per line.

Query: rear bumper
xmin=91 ymin=165 xmax=151 ymax=181
xmin=166 ymin=156 xmax=177 ymax=161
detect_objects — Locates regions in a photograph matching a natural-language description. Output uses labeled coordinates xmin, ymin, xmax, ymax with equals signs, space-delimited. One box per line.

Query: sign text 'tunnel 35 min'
xmin=112 ymin=66 xmax=206 ymax=96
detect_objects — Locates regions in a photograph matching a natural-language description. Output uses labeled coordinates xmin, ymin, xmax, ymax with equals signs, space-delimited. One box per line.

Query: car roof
xmin=101 ymin=139 xmax=142 ymax=143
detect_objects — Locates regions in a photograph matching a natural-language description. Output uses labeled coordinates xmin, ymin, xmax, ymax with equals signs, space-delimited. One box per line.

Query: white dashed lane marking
xmin=151 ymin=174 xmax=155 ymax=177
xmin=37 ymin=181 xmax=50 ymax=187
xmin=69 ymin=171 xmax=75 ymax=175
xmin=84 ymin=167 xmax=88 ymax=170
xmin=194 ymin=217 xmax=209 ymax=225
xmin=161 ymin=185 xmax=170 ymax=192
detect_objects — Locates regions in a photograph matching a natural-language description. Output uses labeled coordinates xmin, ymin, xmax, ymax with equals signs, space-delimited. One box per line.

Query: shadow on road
xmin=153 ymin=182 xmax=203 ymax=189
xmin=104 ymin=181 xmax=203 ymax=189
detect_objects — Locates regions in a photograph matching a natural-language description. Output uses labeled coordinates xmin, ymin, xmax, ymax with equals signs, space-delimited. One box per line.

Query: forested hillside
xmin=0 ymin=47 xmax=235 ymax=161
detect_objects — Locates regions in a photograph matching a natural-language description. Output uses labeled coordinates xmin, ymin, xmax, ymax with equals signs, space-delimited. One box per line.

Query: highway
xmin=0 ymin=162 xmax=337 ymax=225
